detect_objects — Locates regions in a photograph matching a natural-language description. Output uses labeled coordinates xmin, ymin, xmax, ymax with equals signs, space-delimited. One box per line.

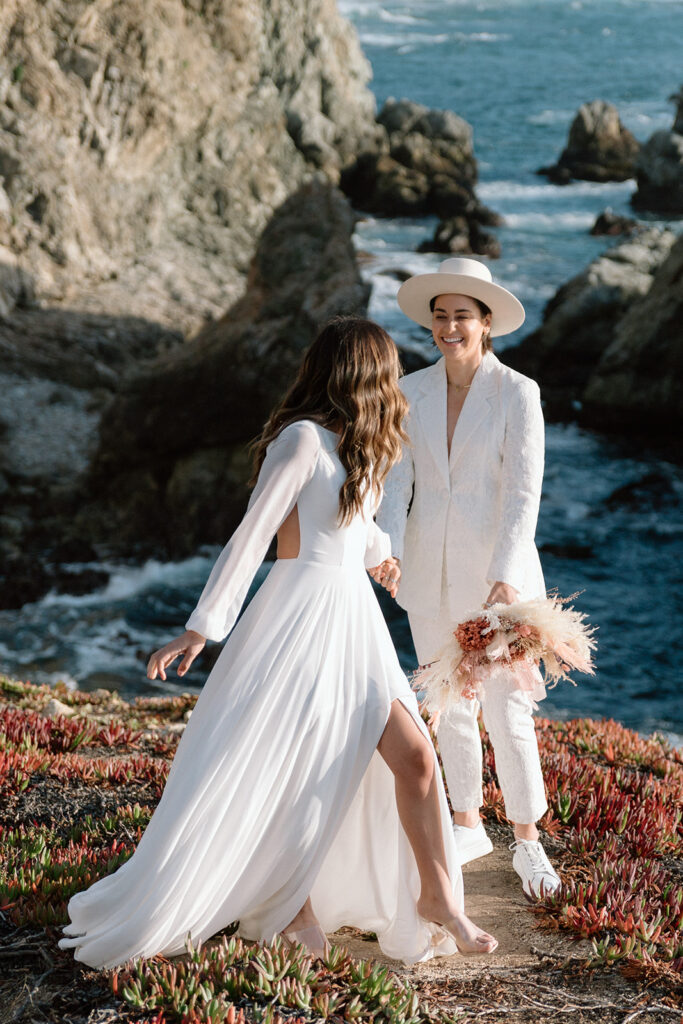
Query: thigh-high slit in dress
xmin=59 ymin=420 xmax=463 ymax=968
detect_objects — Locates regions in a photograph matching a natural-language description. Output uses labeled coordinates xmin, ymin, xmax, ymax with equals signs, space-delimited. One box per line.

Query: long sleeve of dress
xmin=185 ymin=422 xmax=322 ymax=642
xmin=376 ymin=442 xmax=415 ymax=562
xmin=486 ymin=380 xmax=545 ymax=592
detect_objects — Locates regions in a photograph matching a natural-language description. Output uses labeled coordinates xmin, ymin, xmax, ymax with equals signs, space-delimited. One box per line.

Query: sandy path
xmin=330 ymin=841 xmax=587 ymax=982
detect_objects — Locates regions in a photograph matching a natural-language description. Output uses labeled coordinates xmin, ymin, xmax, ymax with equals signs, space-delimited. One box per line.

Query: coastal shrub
xmin=0 ymin=676 xmax=681 ymax=1022
xmin=115 ymin=934 xmax=431 ymax=1023
xmin=480 ymin=716 xmax=683 ymax=978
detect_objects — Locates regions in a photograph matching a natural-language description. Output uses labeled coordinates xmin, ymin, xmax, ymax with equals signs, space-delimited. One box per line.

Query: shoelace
xmin=509 ymin=839 xmax=549 ymax=873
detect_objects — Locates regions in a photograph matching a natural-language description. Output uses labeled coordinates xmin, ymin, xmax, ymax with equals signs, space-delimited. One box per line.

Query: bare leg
xmin=514 ymin=822 xmax=539 ymax=840
xmin=377 ymin=700 xmax=497 ymax=954
xmin=453 ymin=809 xmax=481 ymax=827
xmin=454 ymin=810 xmax=539 ymax=841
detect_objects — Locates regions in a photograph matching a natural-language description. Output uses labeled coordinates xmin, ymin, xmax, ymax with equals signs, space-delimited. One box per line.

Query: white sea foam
xmin=527 ymin=108 xmax=575 ymax=126
xmin=457 ymin=32 xmax=510 ymax=41
xmin=503 ymin=211 xmax=596 ymax=230
xmin=336 ymin=0 xmax=377 ymax=15
xmin=40 ymin=556 xmax=214 ymax=608
xmin=478 ymin=179 xmax=635 ymax=201
xmin=359 ymin=31 xmax=449 ymax=47
xmin=377 ymin=7 xmax=422 ymax=24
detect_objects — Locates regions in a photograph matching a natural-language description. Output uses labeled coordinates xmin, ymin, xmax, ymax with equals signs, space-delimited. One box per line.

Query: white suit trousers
xmin=408 ymin=586 xmax=548 ymax=826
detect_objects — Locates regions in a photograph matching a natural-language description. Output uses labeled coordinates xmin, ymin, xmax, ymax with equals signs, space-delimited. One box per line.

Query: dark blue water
xmin=2 ymin=0 xmax=682 ymax=741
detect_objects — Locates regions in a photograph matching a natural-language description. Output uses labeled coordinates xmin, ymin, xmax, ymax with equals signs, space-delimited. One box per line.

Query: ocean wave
xmin=478 ymin=179 xmax=634 ymax=201
xmin=39 ymin=556 xmax=215 ymax=608
xmin=527 ymin=108 xmax=575 ymax=126
xmin=458 ymin=31 xmax=511 ymax=41
xmin=359 ymin=31 xmax=449 ymax=47
xmin=377 ymin=7 xmax=422 ymax=24
xmin=336 ymin=0 xmax=378 ymax=16
xmin=503 ymin=211 xmax=596 ymax=230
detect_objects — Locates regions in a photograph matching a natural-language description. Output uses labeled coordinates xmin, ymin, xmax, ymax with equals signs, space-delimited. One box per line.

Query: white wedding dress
xmin=59 ymin=420 xmax=462 ymax=969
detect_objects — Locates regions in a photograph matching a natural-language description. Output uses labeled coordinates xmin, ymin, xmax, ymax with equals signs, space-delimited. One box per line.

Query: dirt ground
xmin=334 ymin=842 xmax=585 ymax=974
xmin=332 ymin=841 xmax=588 ymax=976
xmin=1 ymin=842 xmax=679 ymax=1024
xmin=331 ymin=842 xmax=681 ymax=1023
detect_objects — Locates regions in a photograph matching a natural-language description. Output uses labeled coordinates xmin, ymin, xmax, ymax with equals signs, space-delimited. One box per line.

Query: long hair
xmin=251 ymin=316 xmax=408 ymax=524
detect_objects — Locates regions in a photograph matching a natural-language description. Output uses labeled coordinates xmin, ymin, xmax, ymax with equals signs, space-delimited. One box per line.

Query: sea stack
xmin=538 ymin=100 xmax=640 ymax=184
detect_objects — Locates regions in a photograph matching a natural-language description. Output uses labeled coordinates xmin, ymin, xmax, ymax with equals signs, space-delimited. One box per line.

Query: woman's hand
xmin=147 ymin=630 xmax=206 ymax=681
xmin=484 ymin=581 xmax=519 ymax=607
xmin=368 ymin=557 xmax=402 ymax=599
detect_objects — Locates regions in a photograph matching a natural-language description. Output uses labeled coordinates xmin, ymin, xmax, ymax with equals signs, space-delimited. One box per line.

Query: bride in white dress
xmin=59 ymin=316 xmax=497 ymax=969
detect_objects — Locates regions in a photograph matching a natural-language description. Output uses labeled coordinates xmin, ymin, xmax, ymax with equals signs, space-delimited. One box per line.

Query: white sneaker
xmin=452 ymin=821 xmax=494 ymax=865
xmin=510 ymin=838 xmax=561 ymax=898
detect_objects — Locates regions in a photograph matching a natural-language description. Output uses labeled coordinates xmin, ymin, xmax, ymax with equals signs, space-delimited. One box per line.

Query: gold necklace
xmin=450 ymin=382 xmax=472 ymax=392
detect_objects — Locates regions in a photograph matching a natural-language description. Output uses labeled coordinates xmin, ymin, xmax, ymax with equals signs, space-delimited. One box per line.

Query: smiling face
xmin=431 ymin=293 xmax=491 ymax=364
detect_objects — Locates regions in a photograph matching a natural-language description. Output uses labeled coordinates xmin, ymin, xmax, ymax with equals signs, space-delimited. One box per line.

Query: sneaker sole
xmin=514 ymin=868 xmax=561 ymax=899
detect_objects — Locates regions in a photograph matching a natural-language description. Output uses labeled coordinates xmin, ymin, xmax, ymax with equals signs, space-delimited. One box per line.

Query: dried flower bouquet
xmin=412 ymin=593 xmax=596 ymax=718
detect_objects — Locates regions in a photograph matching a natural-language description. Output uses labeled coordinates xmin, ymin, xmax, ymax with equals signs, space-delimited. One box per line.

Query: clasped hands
xmin=367 ymin=557 xmax=401 ymax=599
xmin=146 ymin=574 xmax=516 ymax=681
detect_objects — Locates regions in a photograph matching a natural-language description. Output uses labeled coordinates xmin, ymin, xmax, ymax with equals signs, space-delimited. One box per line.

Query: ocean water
xmin=2 ymin=0 xmax=682 ymax=741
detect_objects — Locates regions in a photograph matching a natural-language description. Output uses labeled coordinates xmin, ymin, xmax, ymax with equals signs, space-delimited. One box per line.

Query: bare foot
xmin=417 ymin=898 xmax=498 ymax=955
xmin=284 ymin=899 xmax=319 ymax=934
xmin=281 ymin=899 xmax=329 ymax=960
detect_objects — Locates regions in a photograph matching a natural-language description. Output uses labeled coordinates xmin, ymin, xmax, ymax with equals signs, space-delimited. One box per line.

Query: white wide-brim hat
xmin=397 ymin=257 xmax=525 ymax=337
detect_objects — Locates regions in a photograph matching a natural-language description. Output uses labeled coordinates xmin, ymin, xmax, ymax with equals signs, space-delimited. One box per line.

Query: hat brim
xmin=397 ymin=273 xmax=525 ymax=337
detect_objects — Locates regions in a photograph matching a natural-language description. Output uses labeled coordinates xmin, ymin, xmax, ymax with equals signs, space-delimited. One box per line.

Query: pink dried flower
xmin=454 ymin=617 xmax=490 ymax=652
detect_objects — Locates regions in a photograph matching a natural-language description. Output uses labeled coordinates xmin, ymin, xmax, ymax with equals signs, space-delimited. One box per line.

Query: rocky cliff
xmin=0 ymin=0 xmax=377 ymax=331
xmin=0 ymin=0 xmax=502 ymax=606
xmin=0 ymin=0 xmax=381 ymax=604
xmin=83 ymin=181 xmax=370 ymax=557
xmin=503 ymin=228 xmax=681 ymax=438
xmin=633 ymin=85 xmax=683 ymax=214
xmin=0 ymin=180 xmax=369 ymax=606
xmin=581 ymin=234 xmax=683 ymax=434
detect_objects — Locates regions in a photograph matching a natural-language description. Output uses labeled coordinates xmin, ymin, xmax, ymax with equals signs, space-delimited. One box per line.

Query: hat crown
xmin=437 ymin=257 xmax=493 ymax=284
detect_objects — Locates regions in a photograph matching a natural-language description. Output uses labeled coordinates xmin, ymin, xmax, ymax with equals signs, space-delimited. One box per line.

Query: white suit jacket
xmin=377 ymin=352 xmax=545 ymax=620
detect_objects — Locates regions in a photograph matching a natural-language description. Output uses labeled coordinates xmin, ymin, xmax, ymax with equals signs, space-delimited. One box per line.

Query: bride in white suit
xmin=376 ymin=258 xmax=561 ymax=898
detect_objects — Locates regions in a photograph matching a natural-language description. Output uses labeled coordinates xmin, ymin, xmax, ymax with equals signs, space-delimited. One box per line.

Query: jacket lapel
xmin=448 ymin=353 xmax=500 ymax=474
xmin=414 ymin=358 xmax=450 ymax=488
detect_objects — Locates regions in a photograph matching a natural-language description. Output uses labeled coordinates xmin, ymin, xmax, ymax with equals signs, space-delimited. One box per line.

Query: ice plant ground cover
xmin=0 ymin=674 xmax=681 ymax=1023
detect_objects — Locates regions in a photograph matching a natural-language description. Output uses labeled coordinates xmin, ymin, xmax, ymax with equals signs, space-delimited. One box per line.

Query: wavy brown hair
xmin=251 ymin=316 xmax=409 ymax=524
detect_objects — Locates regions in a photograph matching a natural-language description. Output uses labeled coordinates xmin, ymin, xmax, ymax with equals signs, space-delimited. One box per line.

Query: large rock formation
xmin=538 ymin=100 xmax=640 ymax=184
xmin=503 ymin=228 xmax=677 ymax=426
xmin=632 ymin=86 xmax=683 ymax=214
xmin=0 ymin=1 xmax=493 ymax=607
xmin=0 ymin=0 xmax=382 ymax=607
xmin=0 ymin=0 xmax=377 ymax=333
xmin=86 ymin=181 xmax=371 ymax=561
xmin=0 ymin=182 xmax=369 ymax=611
xmin=581 ymin=234 xmax=683 ymax=435
xmin=341 ymin=98 xmax=500 ymax=253
xmin=590 ymin=209 xmax=638 ymax=237
xmin=417 ymin=215 xmax=501 ymax=259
